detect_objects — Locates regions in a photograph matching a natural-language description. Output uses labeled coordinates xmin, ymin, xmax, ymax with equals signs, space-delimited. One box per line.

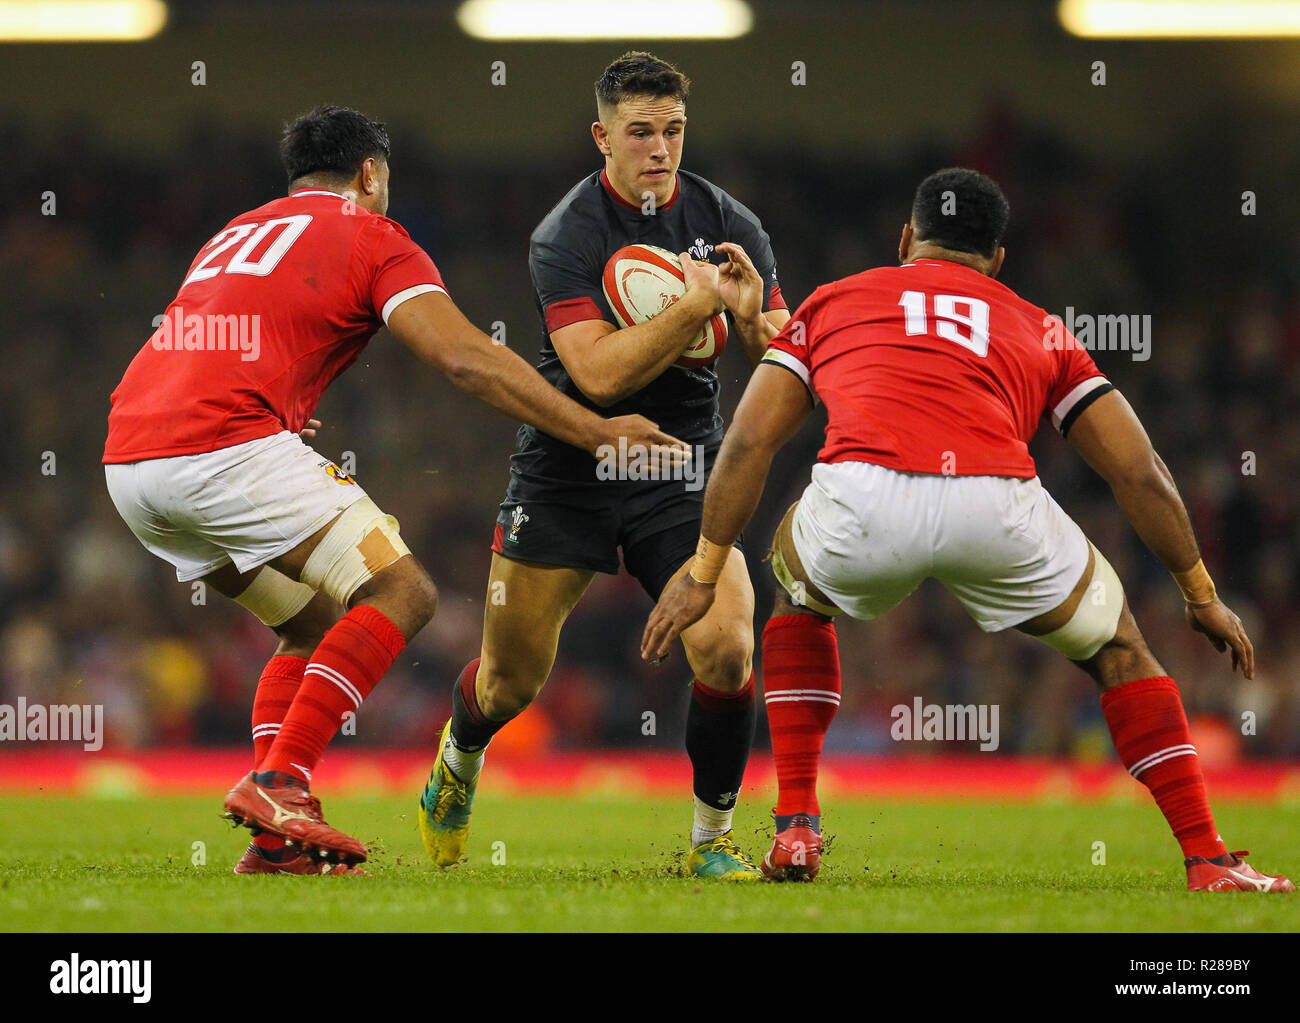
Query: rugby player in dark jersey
xmin=418 ymin=52 xmax=790 ymax=877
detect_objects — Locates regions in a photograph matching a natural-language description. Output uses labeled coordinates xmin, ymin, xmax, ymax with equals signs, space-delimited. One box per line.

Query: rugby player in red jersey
xmin=644 ymin=168 xmax=1292 ymax=893
xmin=417 ymin=53 xmax=788 ymax=878
xmin=103 ymin=106 xmax=685 ymax=873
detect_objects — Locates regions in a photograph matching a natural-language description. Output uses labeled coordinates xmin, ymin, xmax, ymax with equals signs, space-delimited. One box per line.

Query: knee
xmin=692 ymin=629 xmax=754 ymax=692
xmin=1084 ymin=630 xmax=1163 ymax=691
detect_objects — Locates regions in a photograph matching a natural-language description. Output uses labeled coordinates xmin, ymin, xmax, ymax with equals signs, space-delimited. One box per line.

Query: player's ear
xmin=360 ymin=157 xmax=379 ymax=195
xmin=989 ymin=246 xmax=1006 ymax=279
xmin=898 ymin=222 xmax=913 ymax=264
xmin=592 ymin=120 xmax=611 ymax=157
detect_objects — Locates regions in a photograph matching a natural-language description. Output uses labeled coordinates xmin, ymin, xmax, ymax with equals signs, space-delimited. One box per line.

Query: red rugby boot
xmin=232 ymin=841 xmax=369 ymax=876
xmin=762 ymin=813 xmax=823 ymax=881
xmin=223 ymin=771 xmax=367 ymax=865
xmin=1186 ymin=850 xmax=1293 ymax=892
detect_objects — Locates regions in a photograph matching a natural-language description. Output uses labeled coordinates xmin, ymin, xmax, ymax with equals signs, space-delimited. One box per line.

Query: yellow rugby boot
xmin=686 ymin=830 xmax=764 ymax=880
xmin=418 ymin=720 xmax=477 ymax=867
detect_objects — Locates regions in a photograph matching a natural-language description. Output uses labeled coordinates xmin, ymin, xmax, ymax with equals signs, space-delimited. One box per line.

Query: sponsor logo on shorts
xmin=507 ymin=505 xmax=529 ymax=543
xmin=324 ymin=463 xmax=355 ymax=485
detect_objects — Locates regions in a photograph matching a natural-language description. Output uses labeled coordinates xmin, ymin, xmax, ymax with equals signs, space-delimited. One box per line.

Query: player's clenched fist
xmin=679 ymin=251 xmax=723 ymax=314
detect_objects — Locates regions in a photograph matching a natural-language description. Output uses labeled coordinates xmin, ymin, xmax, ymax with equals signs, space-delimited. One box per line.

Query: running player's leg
xmin=206 ymin=564 xmax=344 ymax=868
xmin=1018 ymin=565 xmax=1291 ymax=890
xmin=759 ymin=501 xmax=843 ymax=880
xmin=660 ymin=546 xmax=761 ymax=876
xmin=419 ymin=553 xmax=593 ymax=866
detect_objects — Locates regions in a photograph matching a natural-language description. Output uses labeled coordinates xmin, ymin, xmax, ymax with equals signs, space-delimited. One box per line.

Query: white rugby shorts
xmin=105 ymin=431 xmax=368 ymax=582
xmin=789 ymin=461 xmax=1091 ymax=631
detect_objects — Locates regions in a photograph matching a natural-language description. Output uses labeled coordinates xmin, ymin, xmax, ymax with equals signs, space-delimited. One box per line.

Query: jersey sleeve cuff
xmin=544 ymin=296 xmax=607 ymax=333
xmin=761 ymin=348 xmax=817 ymax=406
xmin=1052 ymin=377 xmax=1114 ymax=435
xmin=764 ymin=283 xmax=788 ymax=313
xmin=381 ymin=283 xmax=447 ymax=325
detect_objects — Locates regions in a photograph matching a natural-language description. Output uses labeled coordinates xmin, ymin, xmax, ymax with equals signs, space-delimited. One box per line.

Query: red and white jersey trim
xmin=761 ymin=347 xmax=818 ymax=405
xmin=381 ymin=283 xmax=448 ymax=325
xmin=1050 ymin=375 xmax=1110 ymax=432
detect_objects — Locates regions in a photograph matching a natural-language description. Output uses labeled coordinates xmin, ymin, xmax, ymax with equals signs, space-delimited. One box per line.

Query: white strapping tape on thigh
xmin=299 ymin=497 xmax=410 ymax=606
xmin=1037 ymin=543 xmax=1124 ymax=661
xmin=770 ymin=540 xmax=842 ymax=618
xmin=236 ymin=568 xmax=316 ymax=628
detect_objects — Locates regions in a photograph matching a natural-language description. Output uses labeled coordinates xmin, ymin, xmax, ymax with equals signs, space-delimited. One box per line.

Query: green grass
xmin=0 ymin=794 xmax=1295 ymax=931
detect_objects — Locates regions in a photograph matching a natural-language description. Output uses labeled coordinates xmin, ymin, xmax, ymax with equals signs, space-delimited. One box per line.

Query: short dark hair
xmin=911 ymin=168 xmax=1010 ymax=258
xmin=280 ymin=105 xmax=391 ymax=187
xmin=595 ymin=51 xmax=690 ymax=113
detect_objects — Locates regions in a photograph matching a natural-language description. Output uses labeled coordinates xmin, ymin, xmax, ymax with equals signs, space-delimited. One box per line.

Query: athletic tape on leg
xmin=770 ymin=541 xmax=841 ymax=618
xmin=299 ymin=497 xmax=410 ymax=605
xmin=235 ymin=568 xmax=316 ymax=628
xmin=1037 ymin=543 xmax=1124 ymax=661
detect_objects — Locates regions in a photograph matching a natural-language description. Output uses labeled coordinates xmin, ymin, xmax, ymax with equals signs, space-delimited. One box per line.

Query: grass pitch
xmin=1 ymin=793 xmax=1295 ymax=932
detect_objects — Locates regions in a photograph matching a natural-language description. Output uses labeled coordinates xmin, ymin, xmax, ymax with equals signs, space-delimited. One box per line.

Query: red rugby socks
xmin=1101 ymin=675 xmax=1227 ymax=860
xmin=259 ymin=605 xmax=406 ymax=784
xmin=250 ymin=654 xmax=306 ymax=851
xmin=761 ymin=614 xmax=841 ymax=825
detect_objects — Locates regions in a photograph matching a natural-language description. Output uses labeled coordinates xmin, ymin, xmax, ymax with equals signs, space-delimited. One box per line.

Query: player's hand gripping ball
xmin=602 ymin=244 xmax=727 ymax=368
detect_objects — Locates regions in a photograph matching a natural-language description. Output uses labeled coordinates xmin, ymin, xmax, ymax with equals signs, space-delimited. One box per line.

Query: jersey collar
xmin=289 ymin=187 xmax=346 ymax=199
xmin=600 ymin=167 xmax=680 ymax=214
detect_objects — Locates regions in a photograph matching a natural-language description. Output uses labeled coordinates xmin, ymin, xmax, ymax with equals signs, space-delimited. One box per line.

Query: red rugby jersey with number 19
xmin=761 ymin=258 xmax=1111 ymax=478
xmin=103 ymin=188 xmax=447 ymax=464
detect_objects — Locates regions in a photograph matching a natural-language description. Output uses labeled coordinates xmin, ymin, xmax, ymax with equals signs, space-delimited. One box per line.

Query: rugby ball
xmin=601 ymin=243 xmax=727 ymax=369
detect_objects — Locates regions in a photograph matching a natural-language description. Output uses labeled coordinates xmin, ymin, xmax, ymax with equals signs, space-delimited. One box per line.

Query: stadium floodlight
xmin=456 ymin=0 xmax=753 ymax=40
xmin=1059 ymin=0 xmax=1300 ymax=38
xmin=0 ymin=0 xmax=167 ymax=40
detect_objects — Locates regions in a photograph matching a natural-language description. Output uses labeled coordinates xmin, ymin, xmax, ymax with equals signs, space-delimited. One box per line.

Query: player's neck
xmin=904 ymin=245 xmax=993 ymax=276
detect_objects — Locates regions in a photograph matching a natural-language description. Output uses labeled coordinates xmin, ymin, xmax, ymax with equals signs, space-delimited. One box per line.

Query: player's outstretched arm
xmin=551 ymin=254 xmax=722 ymax=407
xmin=641 ymin=362 xmax=812 ymax=661
xmin=387 ymin=291 xmax=690 ymax=461
xmin=1066 ymin=389 xmax=1254 ymax=677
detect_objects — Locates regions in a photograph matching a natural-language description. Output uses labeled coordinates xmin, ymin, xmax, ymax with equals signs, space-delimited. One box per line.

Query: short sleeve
xmin=530 ymin=229 xmax=613 ymax=334
xmin=760 ymin=289 xmax=821 ymax=404
xmin=1045 ymin=318 xmax=1113 ymax=435
xmin=362 ymin=216 xmax=448 ymax=325
xmin=723 ymin=198 xmax=786 ymax=313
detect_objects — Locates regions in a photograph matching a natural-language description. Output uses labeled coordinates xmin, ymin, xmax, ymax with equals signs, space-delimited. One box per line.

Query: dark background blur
xmin=2 ymin=1 xmax=1298 ymax=760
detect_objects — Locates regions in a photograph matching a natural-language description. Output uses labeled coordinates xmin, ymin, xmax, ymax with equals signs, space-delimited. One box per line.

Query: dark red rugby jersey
xmin=763 ymin=259 xmax=1110 ymax=478
xmin=104 ymin=188 xmax=445 ymax=463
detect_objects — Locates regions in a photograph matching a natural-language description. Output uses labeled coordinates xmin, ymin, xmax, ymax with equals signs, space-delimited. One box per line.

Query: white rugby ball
xmin=601 ymin=243 xmax=727 ymax=369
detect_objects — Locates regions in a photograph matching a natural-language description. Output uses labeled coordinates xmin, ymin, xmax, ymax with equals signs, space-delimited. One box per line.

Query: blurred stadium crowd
xmin=2 ymin=105 xmax=1298 ymax=761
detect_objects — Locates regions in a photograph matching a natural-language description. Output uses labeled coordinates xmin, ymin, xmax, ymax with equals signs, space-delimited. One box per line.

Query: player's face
xmin=598 ymin=95 xmax=686 ymax=207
